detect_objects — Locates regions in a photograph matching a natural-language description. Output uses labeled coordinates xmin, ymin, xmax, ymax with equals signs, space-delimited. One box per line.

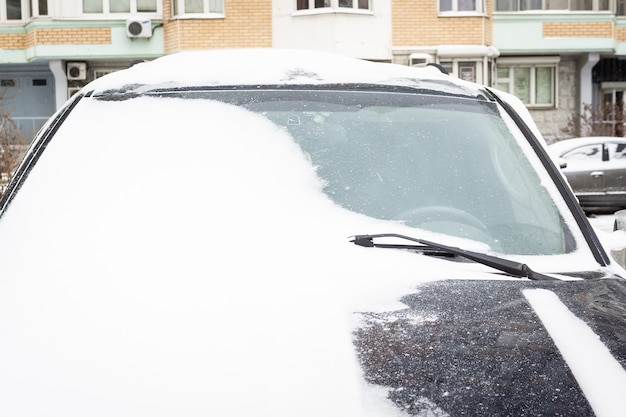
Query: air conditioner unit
xmin=126 ymin=19 xmax=152 ymax=38
xmin=66 ymin=62 xmax=87 ymax=80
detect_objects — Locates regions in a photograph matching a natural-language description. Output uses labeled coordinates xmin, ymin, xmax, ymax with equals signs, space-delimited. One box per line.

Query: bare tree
xmin=0 ymin=105 xmax=26 ymax=198
xmin=562 ymin=103 xmax=625 ymax=139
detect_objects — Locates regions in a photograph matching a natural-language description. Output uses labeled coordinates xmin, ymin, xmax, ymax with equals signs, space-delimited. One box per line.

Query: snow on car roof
xmin=85 ymin=48 xmax=487 ymax=97
xmin=549 ymin=136 xmax=626 ymax=157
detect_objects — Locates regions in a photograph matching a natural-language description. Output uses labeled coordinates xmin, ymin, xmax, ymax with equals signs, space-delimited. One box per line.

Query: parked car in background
xmin=0 ymin=49 xmax=625 ymax=417
xmin=549 ymin=136 xmax=626 ymax=213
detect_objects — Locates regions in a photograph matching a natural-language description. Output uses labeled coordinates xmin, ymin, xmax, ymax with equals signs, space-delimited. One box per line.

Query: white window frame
xmin=439 ymin=59 xmax=493 ymax=84
xmin=31 ymin=0 xmax=48 ymax=17
xmin=295 ymin=0 xmax=371 ymax=13
xmin=0 ymin=0 xmax=28 ymax=21
xmin=494 ymin=0 xmax=610 ymax=11
xmin=171 ymin=0 xmax=225 ymax=17
xmin=496 ymin=56 xmax=559 ymax=108
xmin=570 ymin=0 xmax=609 ymax=11
xmin=438 ymin=0 xmax=484 ymax=15
xmin=82 ymin=0 xmax=161 ymax=15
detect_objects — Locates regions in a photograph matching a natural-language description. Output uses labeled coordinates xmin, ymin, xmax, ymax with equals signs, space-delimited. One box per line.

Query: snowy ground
xmin=588 ymin=213 xmax=626 ymax=273
xmin=588 ymin=214 xmax=615 ymax=233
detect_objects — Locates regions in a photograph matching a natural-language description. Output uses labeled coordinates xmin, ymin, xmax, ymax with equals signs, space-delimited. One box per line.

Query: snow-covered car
xmin=549 ymin=136 xmax=626 ymax=213
xmin=1 ymin=49 xmax=625 ymax=416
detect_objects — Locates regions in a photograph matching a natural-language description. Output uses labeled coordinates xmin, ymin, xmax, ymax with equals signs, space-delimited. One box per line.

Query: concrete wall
xmin=272 ymin=0 xmax=392 ymax=60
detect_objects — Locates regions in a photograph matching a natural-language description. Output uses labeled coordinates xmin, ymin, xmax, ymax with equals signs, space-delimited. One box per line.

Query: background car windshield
xmin=173 ymin=89 xmax=572 ymax=255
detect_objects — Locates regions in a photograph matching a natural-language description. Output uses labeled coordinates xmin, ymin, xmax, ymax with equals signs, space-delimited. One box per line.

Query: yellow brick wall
xmin=543 ymin=21 xmax=613 ymax=38
xmin=616 ymin=26 xmax=626 ymax=42
xmin=0 ymin=27 xmax=111 ymax=50
xmin=164 ymin=0 xmax=272 ymax=54
xmin=30 ymin=27 xmax=111 ymax=45
xmin=484 ymin=0 xmax=493 ymax=44
xmin=0 ymin=33 xmax=26 ymax=49
xmin=392 ymin=0 xmax=493 ymax=46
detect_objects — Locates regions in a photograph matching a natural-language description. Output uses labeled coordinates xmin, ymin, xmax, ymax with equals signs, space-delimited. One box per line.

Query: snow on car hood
xmin=0 ymin=96 xmax=506 ymax=417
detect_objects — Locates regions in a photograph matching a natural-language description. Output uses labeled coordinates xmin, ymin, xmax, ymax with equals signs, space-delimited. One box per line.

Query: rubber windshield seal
xmin=484 ymin=87 xmax=610 ymax=266
xmin=0 ymin=92 xmax=88 ymax=219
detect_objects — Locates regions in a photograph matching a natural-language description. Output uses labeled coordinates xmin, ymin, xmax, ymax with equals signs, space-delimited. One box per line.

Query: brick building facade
xmin=0 ymin=0 xmax=625 ymax=141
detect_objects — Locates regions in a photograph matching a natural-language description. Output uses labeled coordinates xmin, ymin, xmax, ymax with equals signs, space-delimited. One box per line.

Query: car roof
xmin=549 ymin=136 xmax=626 ymax=156
xmin=84 ymin=48 xmax=491 ymax=100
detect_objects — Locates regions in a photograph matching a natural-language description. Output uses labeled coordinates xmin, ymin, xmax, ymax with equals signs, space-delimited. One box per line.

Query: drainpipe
xmin=48 ymin=60 xmax=68 ymax=111
xmin=580 ymin=53 xmax=600 ymax=112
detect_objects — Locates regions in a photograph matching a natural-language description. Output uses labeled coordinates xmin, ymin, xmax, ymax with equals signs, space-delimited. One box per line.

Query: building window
xmin=495 ymin=0 xmax=609 ymax=11
xmin=34 ymin=0 xmax=48 ymax=15
xmin=339 ymin=0 xmax=369 ymax=7
xmin=569 ymin=0 xmax=609 ymax=10
xmin=1 ymin=0 xmax=24 ymax=20
xmin=439 ymin=60 xmax=492 ymax=84
xmin=296 ymin=0 xmax=370 ymax=10
xmin=458 ymin=61 xmax=477 ymax=82
xmin=496 ymin=59 xmax=557 ymax=107
xmin=83 ymin=0 xmax=158 ymax=13
xmin=172 ymin=0 xmax=224 ymax=15
xmin=439 ymin=0 xmax=483 ymax=13
xmin=441 ymin=61 xmax=478 ymax=81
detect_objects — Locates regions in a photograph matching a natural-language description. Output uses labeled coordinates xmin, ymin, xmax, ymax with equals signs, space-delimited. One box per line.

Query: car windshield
xmin=151 ymin=88 xmax=576 ymax=256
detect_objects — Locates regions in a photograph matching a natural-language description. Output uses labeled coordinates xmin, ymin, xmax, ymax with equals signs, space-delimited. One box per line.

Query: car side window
xmin=561 ymin=144 xmax=603 ymax=160
xmin=608 ymin=142 xmax=626 ymax=160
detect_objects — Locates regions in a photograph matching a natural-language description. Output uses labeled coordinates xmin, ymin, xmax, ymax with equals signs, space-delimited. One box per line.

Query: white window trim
xmin=438 ymin=0 xmax=485 ymax=15
xmin=82 ymin=0 xmax=162 ymax=16
xmin=494 ymin=0 xmax=610 ymax=12
xmin=439 ymin=59 xmax=486 ymax=83
xmin=171 ymin=12 xmax=225 ymax=19
xmin=0 ymin=0 xmax=28 ymax=22
xmin=31 ymin=0 xmax=47 ymax=17
xmin=497 ymin=56 xmax=560 ymax=65
xmin=171 ymin=0 xmax=225 ymax=17
xmin=496 ymin=57 xmax=559 ymax=108
xmin=438 ymin=11 xmax=486 ymax=16
xmin=294 ymin=0 xmax=372 ymax=14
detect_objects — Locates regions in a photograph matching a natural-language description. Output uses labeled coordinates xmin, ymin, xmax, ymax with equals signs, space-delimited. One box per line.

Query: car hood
xmin=355 ymin=277 xmax=626 ymax=416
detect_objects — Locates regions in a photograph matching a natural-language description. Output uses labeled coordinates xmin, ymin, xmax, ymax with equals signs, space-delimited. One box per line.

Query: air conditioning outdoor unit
xmin=66 ymin=62 xmax=87 ymax=80
xmin=126 ymin=19 xmax=152 ymax=38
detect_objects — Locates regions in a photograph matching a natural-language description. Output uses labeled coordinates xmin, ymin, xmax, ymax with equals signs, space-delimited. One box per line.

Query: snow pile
xmin=0 ymin=97 xmax=483 ymax=417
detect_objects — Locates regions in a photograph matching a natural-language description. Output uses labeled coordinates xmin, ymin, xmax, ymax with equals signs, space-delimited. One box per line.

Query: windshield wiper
xmin=349 ymin=233 xmax=558 ymax=281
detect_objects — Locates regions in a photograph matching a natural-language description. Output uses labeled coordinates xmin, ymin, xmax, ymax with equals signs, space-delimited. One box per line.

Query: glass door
xmin=600 ymin=84 xmax=625 ymax=137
